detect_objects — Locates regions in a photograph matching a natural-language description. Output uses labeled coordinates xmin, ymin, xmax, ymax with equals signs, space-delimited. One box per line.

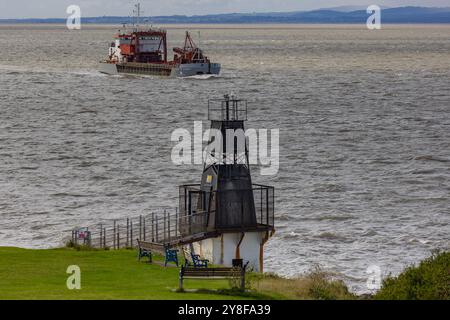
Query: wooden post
xmin=168 ymin=212 xmax=171 ymax=243
xmin=260 ymin=188 xmax=263 ymax=224
xmin=151 ymin=213 xmax=155 ymax=242
xmin=188 ymin=192 xmax=192 ymax=235
xmin=117 ymin=224 xmax=120 ymax=249
xmin=131 ymin=220 xmax=133 ymax=248
xmin=139 ymin=215 xmax=142 ymax=240
xmin=86 ymin=228 xmax=91 ymax=247
xmin=143 ymin=217 xmax=146 ymax=241
xmin=100 ymin=224 xmax=103 ymax=248
xmin=113 ymin=221 xmax=116 ymax=250
xmin=155 ymin=215 xmax=159 ymax=243
xmin=164 ymin=210 xmax=167 ymax=243
xmin=126 ymin=218 xmax=129 ymax=247
xmin=175 ymin=207 xmax=178 ymax=238
xmin=103 ymin=227 xmax=106 ymax=248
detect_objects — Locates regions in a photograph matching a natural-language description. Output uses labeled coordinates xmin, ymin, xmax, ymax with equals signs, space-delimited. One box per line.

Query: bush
xmin=64 ymin=240 xmax=101 ymax=251
xmin=65 ymin=239 xmax=78 ymax=249
xmin=254 ymin=265 xmax=356 ymax=300
xmin=375 ymin=251 xmax=450 ymax=300
xmin=307 ymin=267 xmax=355 ymax=300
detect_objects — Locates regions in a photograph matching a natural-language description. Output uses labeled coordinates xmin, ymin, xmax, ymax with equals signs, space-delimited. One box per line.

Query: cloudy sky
xmin=0 ymin=0 xmax=448 ymax=19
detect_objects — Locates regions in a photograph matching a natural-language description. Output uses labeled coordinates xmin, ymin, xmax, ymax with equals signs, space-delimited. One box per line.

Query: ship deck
xmin=116 ymin=62 xmax=176 ymax=76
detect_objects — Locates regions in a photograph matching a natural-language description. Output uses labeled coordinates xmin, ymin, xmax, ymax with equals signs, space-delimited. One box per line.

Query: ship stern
xmin=98 ymin=62 xmax=119 ymax=75
xmin=177 ymin=63 xmax=221 ymax=77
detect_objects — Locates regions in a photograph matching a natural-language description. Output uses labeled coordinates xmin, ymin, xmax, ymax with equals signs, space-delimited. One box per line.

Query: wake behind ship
xmin=99 ymin=23 xmax=220 ymax=77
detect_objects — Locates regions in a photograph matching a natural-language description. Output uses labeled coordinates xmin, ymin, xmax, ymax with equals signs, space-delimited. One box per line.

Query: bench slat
xmin=183 ymin=271 xmax=239 ymax=274
xmin=182 ymin=267 xmax=243 ymax=278
xmin=183 ymin=276 xmax=236 ymax=280
xmin=183 ymin=268 xmax=238 ymax=272
xmin=183 ymin=273 xmax=241 ymax=278
xmin=137 ymin=240 xmax=166 ymax=254
xmin=179 ymin=266 xmax=246 ymax=291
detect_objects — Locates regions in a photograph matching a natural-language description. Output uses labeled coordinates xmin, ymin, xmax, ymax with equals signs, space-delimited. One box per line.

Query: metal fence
xmin=72 ymin=209 xmax=185 ymax=249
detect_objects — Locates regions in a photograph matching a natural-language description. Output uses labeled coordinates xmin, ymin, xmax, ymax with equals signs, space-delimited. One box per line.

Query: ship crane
xmin=173 ymin=32 xmax=210 ymax=64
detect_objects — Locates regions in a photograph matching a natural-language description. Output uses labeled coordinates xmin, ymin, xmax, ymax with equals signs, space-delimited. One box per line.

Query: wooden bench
xmin=137 ymin=240 xmax=179 ymax=267
xmin=179 ymin=266 xmax=247 ymax=291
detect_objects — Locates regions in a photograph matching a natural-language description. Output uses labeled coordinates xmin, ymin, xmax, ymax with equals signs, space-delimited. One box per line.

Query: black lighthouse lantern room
xmin=178 ymin=95 xmax=274 ymax=240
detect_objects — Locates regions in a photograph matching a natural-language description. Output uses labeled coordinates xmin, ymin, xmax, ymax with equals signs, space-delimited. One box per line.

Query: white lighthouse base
xmin=191 ymin=232 xmax=270 ymax=272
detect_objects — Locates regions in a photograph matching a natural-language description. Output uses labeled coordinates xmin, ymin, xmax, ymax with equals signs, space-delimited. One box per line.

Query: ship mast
xmin=133 ymin=2 xmax=141 ymax=29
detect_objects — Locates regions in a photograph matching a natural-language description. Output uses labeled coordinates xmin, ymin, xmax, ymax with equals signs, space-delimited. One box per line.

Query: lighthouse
xmin=178 ymin=95 xmax=275 ymax=272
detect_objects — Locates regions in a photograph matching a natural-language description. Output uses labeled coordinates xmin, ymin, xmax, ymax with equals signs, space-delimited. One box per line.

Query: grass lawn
xmin=0 ymin=247 xmax=262 ymax=300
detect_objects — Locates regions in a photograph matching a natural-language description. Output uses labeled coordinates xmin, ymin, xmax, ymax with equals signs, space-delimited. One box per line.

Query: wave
xmin=51 ymin=193 xmax=90 ymax=198
xmin=311 ymin=183 xmax=347 ymax=193
xmin=0 ymin=64 xmax=63 ymax=74
xmin=316 ymin=232 xmax=352 ymax=242
xmin=313 ymin=215 xmax=355 ymax=222
xmin=77 ymin=109 xmax=98 ymax=115
xmin=283 ymin=232 xmax=301 ymax=239
xmin=414 ymin=155 xmax=450 ymax=163
xmin=183 ymin=74 xmax=221 ymax=80
xmin=361 ymin=230 xmax=378 ymax=237
xmin=70 ymin=70 xmax=108 ymax=77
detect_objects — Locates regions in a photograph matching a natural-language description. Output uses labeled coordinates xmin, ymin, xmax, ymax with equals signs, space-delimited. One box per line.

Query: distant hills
xmin=1 ymin=6 xmax=449 ymax=24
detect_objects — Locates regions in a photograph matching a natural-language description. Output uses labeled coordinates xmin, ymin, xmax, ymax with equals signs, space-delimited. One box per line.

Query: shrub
xmin=65 ymin=239 xmax=78 ymax=249
xmin=307 ymin=267 xmax=355 ymax=300
xmin=375 ymin=251 xmax=450 ymax=300
xmin=254 ymin=265 xmax=356 ymax=300
xmin=64 ymin=240 xmax=100 ymax=251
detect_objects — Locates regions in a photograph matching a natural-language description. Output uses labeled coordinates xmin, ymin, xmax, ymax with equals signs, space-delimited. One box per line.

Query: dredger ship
xmin=99 ymin=23 xmax=221 ymax=77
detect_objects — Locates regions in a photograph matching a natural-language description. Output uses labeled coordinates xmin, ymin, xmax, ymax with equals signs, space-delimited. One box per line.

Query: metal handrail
xmin=208 ymin=98 xmax=248 ymax=121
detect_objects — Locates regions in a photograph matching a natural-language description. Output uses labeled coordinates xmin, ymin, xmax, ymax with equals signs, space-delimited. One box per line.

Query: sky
xmin=0 ymin=0 xmax=448 ymax=19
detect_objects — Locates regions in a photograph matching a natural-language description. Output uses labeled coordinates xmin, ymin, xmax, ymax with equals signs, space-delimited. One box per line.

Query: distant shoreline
xmin=0 ymin=23 xmax=449 ymax=29
xmin=1 ymin=6 xmax=449 ymax=25
xmin=1 ymin=22 xmax=449 ymax=25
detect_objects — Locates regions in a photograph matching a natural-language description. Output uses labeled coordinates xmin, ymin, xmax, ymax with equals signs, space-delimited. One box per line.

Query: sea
xmin=0 ymin=24 xmax=449 ymax=293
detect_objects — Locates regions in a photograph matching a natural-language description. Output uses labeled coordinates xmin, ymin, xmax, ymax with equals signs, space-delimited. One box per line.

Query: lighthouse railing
xmin=70 ymin=183 xmax=273 ymax=250
xmin=252 ymin=184 xmax=275 ymax=229
xmin=178 ymin=183 xmax=275 ymax=233
xmin=208 ymin=98 xmax=248 ymax=121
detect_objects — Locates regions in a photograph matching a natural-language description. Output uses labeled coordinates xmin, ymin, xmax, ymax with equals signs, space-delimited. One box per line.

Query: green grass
xmin=0 ymin=247 xmax=257 ymax=300
xmin=4 ymin=246 xmax=444 ymax=300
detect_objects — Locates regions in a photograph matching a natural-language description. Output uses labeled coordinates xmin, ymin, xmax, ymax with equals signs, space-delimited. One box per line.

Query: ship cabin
xmin=110 ymin=29 xmax=168 ymax=64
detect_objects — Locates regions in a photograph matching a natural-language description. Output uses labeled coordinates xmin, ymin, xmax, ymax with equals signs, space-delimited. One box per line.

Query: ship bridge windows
xmin=139 ymin=36 xmax=161 ymax=41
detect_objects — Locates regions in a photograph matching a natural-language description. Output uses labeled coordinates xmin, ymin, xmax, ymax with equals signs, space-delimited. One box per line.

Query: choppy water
xmin=0 ymin=24 xmax=449 ymax=293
